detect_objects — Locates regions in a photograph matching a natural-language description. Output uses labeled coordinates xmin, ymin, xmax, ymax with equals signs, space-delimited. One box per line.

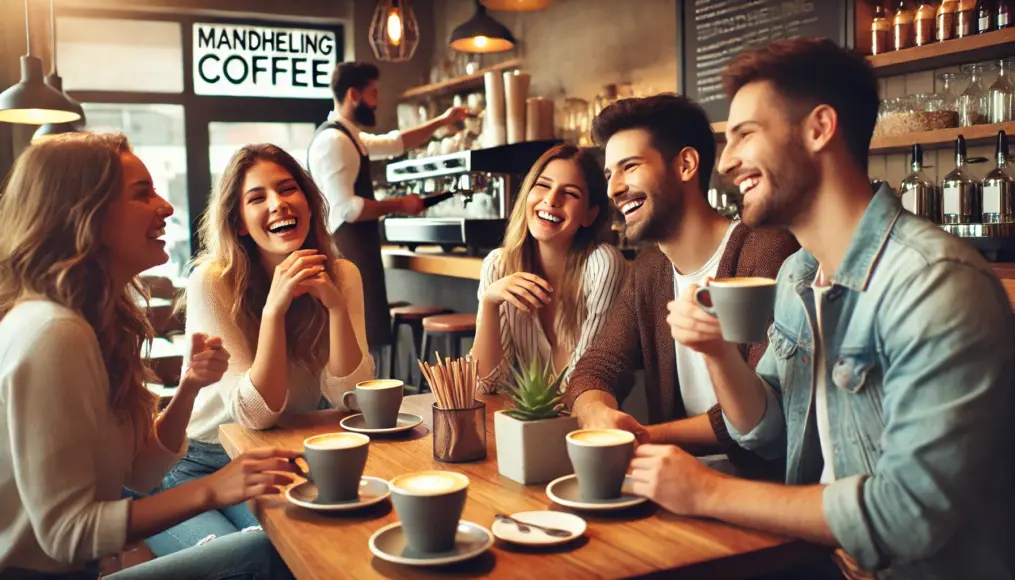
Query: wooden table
xmin=219 ymin=395 xmax=826 ymax=580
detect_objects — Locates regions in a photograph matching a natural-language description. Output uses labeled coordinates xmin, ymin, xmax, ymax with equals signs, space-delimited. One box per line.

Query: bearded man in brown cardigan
xmin=564 ymin=94 xmax=798 ymax=477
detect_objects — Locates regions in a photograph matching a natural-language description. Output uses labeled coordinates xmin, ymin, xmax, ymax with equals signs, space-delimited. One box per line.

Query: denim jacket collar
xmin=788 ymin=184 xmax=901 ymax=294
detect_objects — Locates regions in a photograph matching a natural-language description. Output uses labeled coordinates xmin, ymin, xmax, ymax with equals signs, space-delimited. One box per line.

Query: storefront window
xmin=208 ymin=122 xmax=317 ymax=188
xmin=57 ymin=17 xmax=184 ymax=93
xmin=83 ymin=103 xmax=190 ymax=283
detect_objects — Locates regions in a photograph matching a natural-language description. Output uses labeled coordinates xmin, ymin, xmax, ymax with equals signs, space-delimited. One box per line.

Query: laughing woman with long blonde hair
xmin=472 ymin=144 xmax=626 ymax=393
xmin=0 ymin=133 xmax=295 ymax=579
xmin=148 ymin=144 xmax=373 ymax=555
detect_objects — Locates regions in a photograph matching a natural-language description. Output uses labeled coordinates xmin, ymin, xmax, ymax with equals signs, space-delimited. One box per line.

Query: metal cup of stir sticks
xmin=418 ymin=354 xmax=487 ymax=463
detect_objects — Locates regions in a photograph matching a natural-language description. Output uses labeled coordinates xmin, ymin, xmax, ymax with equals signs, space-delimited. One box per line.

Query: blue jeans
xmin=0 ymin=532 xmax=291 ymax=580
xmin=110 ymin=530 xmax=292 ymax=580
xmin=146 ymin=440 xmax=260 ymax=557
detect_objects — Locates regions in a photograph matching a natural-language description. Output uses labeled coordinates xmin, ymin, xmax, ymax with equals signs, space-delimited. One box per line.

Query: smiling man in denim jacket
xmin=635 ymin=37 xmax=1015 ymax=579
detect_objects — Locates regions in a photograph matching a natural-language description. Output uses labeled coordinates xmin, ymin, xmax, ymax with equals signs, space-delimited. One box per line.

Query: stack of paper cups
xmin=483 ymin=71 xmax=506 ymax=148
xmin=526 ymin=97 xmax=555 ymax=141
xmin=504 ymin=70 xmax=531 ymax=144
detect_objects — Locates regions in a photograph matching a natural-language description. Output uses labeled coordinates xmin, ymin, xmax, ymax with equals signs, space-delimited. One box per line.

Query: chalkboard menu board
xmin=678 ymin=0 xmax=852 ymax=122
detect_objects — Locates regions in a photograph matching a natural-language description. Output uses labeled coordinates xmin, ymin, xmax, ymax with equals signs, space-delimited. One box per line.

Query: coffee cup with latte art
xmin=389 ymin=471 xmax=469 ymax=553
xmin=693 ymin=277 xmax=777 ymax=344
xmin=342 ymin=379 xmax=404 ymax=429
xmin=293 ymin=432 xmax=370 ymax=504
xmin=566 ymin=429 xmax=635 ymax=501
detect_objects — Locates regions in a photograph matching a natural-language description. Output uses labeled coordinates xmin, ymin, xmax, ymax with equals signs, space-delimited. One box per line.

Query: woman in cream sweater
xmin=149 ymin=144 xmax=373 ymax=555
xmin=0 ymin=133 xmax=294 ymax=579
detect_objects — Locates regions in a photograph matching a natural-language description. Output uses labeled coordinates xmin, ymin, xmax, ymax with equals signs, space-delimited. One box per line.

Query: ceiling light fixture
xmin=0 ymin=0 xmax=82 ymax=125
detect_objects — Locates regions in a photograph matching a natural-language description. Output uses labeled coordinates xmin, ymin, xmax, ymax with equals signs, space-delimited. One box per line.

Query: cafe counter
xmin=382 ymin=246 xmax=1015 ymax=310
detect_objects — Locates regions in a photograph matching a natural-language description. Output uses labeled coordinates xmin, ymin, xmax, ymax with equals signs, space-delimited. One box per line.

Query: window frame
xmin=59 ymin=7 xmax=344 ymax=258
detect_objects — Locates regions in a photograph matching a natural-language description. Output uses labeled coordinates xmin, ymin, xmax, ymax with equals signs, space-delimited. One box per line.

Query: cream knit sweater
xmin=184 ymin=259 xmax=374 ymax=443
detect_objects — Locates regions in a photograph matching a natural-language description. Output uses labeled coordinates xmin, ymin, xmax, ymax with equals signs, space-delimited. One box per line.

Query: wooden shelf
xmin=867 ymin=28 xmax=1015 ymax=77
xmin=869 ymin=121 xmax=1015 ymax=154
xmin=399 ymin=58 xmax=523 ymax=102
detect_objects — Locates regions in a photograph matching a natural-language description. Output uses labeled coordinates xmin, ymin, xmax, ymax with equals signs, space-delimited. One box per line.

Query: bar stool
xmin=420 ymin=313 xmax=478 ymax=391
xmin=389 ymin=304 xmax=452 ymax=386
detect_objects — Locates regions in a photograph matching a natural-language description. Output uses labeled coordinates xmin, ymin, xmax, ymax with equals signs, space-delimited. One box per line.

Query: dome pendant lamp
xmin=0 ymin=0 xmax=82 ymax=125
xmin=449 ymin=0 xmax=517 ymax=53
xmin=482 ymin=0 xmax=552 ymax=11
xmin=34 ymin=0 xmax=86 ymax=141
xmin=369 ymin=0 xmax=420 ymax=62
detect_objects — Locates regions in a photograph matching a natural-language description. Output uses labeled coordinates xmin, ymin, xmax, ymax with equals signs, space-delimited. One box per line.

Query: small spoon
xmin=495 ymin=513 xmax=573 ymax=538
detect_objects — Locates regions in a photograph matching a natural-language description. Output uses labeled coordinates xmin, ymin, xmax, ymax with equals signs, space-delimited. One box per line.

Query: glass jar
xmin=988 ymin=59 xmax=1015 ymax=123
xmin=959 ymin=62 xmax=992 ymax=125
xmin=937 ymin=71 xmax=969 ymax=113
xmin=915 ymin=92 xmax=961 ymax=130
xmin=876 ymin=96 xmax=923 ymax=136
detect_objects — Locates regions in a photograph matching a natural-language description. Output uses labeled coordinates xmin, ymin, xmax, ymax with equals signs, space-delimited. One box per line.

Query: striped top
xmin=475 ymin=244 xmax=627 ymax=394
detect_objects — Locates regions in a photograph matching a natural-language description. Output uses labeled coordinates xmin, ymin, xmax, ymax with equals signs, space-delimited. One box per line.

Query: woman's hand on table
xmin=178 ymin=333 xmax=230 ymax=394
xmin=201 ymin=447 xmax=301 ymax=509
xmin=482 ymin=272 xmax=553 ymax=313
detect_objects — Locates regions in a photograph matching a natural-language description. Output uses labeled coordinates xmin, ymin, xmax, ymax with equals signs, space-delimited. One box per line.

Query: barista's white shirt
xmin=307 ymin=111 xmax=405 ymax=233
xmin=672 ymin=221 xmax=737 ymax=416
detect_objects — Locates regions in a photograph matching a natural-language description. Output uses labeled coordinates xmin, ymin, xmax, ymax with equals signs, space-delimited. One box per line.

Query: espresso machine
xmin=383 ymin=141 xmax=560 ymax=255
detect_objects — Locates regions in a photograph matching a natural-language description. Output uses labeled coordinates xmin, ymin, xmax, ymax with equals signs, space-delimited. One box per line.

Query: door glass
xmin=207 ymin=122 xmax=317 ymax=189
xmin=83 ymin=103 xmax=191 ymax=283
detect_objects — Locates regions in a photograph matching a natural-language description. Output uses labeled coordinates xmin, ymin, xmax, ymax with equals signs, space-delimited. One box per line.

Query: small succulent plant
xmin=502 ymin=358 xmax=567 ymax=421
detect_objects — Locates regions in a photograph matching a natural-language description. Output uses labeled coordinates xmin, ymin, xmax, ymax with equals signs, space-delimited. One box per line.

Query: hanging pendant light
xmin=34 ymin=0 xmax=86 ymax=141
xmin=369 ymin=0 xmax=420 ymax=62
xmin=482 ymin=0 xmax=551 ymax=10
xmin=449 ymin=0 xmax=516 ymax=53
xmin=0 ymin=0 xmax=82 ymax=125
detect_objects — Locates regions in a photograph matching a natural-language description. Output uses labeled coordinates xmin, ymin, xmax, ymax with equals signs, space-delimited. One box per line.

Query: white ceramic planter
xmin=494 ymin=410 xmax=579 ymax=485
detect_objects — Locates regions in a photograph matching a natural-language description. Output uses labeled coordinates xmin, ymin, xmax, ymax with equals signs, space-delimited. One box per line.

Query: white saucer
xmin=340 ymin=413 xmax=423 ymax=435
xmin=545 ymin=474 xmax=648 ymax=511
xmin=492 ymin=511 xmax=586 ymax=546
xmin=285 ymin=477 xmax=390 ymax=511
xmin=368 ymin=520 xmax=493 ymax=566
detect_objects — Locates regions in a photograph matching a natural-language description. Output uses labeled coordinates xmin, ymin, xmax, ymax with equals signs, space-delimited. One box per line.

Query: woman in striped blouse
xmin=473 ymin=143 xmax=627 ymax=393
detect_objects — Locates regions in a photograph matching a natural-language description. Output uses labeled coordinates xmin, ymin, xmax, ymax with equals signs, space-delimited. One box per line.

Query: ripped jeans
xmin=145 ymin=440 xmax=261 ymax=557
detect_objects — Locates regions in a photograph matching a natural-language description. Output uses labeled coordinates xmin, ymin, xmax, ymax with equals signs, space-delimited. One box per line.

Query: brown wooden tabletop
xmin=219 ymin=394 xmax=827 ymax=580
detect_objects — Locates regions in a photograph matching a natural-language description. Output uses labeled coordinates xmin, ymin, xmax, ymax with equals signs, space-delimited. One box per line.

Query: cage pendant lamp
xmin=0 ymin=0 xmax=82 ymax=125
xmin=450 ymin=0 xmax=516 ymax=53
xmin=34 ymin=0 xmax=86 ymax=141
xmin=482 ymin=0 xmax=551 ymax=10
xmin=369 ymin=0 xmax=420 ymax=62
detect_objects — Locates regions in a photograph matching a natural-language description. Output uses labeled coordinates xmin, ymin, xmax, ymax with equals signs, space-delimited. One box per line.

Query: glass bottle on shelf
xmin=938 ymin=0 xmax=959 ymax=40
xmin=901 ymin=143 xmax=942 ymax=222
xmin=941 ymin=135 xmax=982 ymax=224
xmin=915 ymin=2 xmax=937 ymax=44
xmin=895 ymin=0 xmax=915 ymax=49
xmin=978 ymin=0 xmax=994 ymax=32
xmin=988 ymin=59 xmax=1015 ymax=123
xmin=959 ymin=62 xmax=992 ymax=125
xmin=873 ymin=3 xmax=892 ymax=53
xmin=982 ymin=129 xmax=1015 ymax=223
xmin=957 ymin=0 xmax=978 ymax=36
xmin=999 ymin=0 xmax=1012 ymax=27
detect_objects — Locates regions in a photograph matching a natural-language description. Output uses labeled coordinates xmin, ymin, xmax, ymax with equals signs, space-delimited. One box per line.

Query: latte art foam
xmin=568 ymin=429 xmax=635 ymax=446
xmin=306 ymin=433 xmax=368 ymax=449
xmin=391 ymin=471 xmax=468 ymax=495
xmin=709 ymin=277 xmax=776 ymax=287
xmin=356 ymin=379 xmax=403 ymax=390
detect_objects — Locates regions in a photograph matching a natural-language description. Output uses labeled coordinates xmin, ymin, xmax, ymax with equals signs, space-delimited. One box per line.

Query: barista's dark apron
xmin=309 ymin=121 xmax=392 ymax=350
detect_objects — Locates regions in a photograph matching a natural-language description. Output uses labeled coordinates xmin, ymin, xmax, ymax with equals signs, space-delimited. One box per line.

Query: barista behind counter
xmin=307 ymin=61 xmax=466 ymax=367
